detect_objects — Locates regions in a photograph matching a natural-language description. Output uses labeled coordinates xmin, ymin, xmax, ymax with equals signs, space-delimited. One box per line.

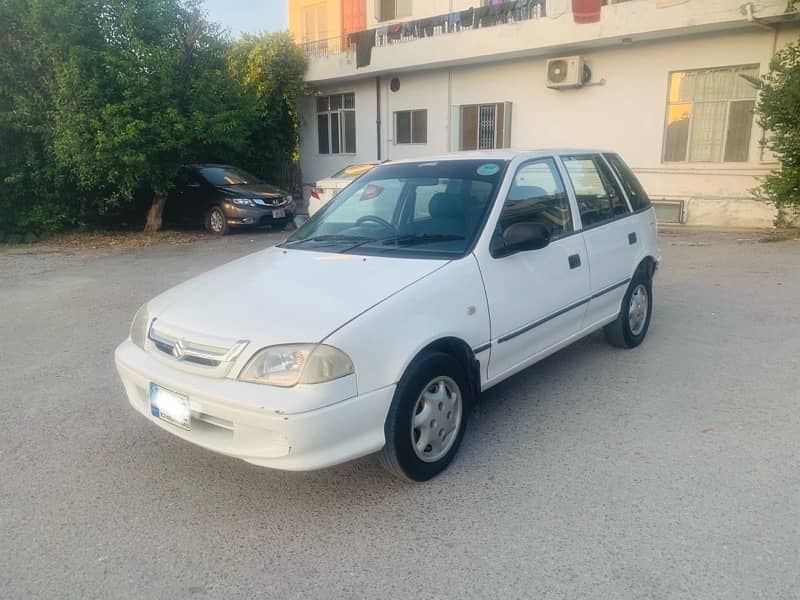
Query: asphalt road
xmin=1 ymin=229 xmax=799 ymax=600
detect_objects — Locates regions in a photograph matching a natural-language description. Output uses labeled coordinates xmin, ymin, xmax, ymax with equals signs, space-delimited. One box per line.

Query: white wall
xmin=300 ymin=24 xmax=800 ymax=226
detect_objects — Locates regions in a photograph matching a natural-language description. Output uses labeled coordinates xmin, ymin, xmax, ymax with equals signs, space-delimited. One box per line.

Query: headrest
xmin=428 ymin=193 xmax=465 ymax=219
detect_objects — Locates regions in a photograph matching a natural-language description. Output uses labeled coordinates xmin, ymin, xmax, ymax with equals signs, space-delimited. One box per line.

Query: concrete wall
xmin=299 ymin=22 xmax=800 ymax=227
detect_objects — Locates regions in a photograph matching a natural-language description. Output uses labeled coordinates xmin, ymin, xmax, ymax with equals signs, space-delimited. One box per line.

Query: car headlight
xmin=130 ymin=304 xmax=150 ymax=350
xmin=232 ymin=198 xmax=255 ymax=206
xmin=239 ymin=344 xmax=354 ymax=387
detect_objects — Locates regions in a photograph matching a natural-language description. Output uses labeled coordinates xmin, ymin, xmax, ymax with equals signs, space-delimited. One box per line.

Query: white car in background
xmin=308 ymin=162 xmax=380 ymax=216
xmin=116 ymin=149 xmax=660 ymax=482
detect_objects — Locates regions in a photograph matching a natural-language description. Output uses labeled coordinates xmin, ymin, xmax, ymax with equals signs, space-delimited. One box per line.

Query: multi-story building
xmin=291 ymin=0 xmax=800 ymax=227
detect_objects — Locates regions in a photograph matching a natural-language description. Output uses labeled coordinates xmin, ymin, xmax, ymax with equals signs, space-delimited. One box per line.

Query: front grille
xmin=147 ymin=322 xmax=249 ymax=370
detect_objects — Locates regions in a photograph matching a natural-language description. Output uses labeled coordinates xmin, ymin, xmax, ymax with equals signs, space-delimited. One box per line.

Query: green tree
xmin=51 ymin=0 xmax=253 ymax=232
xmin=228 ymin=31 xmax=307 ymax=194
xmin=749 ymin=38 xmax=800 ymax=222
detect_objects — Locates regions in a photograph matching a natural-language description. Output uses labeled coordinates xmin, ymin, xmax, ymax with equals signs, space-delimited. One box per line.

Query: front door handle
xmin=628 ymin=232 xmax=638 ymax=245
xmin=568 ymin=254 xmax=581 ymax=269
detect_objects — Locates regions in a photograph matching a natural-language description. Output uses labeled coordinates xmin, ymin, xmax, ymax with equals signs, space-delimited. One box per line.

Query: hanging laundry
xmin=572 ymin=0 xmax=601 ymax=23
xmin=355 ymin=29 xmax=375 ymax=68
xmin=460 ymin=7 xmax=475 ymax=27
xmin=387 ymin=23 xmax=402 ymax=41
xmin=546 ymin=0 xmax=569 ymax=19
xmin=447 ymin=11 xmax=462 ymax=32
xmin=401 ymin=21 xmax=415 ymax=38
xmin=474 ymin=5 xmax=490 ymax=27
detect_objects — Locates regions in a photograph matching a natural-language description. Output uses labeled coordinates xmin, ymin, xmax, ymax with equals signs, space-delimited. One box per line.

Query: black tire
xmin=205 ymin=206 xmax=229 ymax=235
xmin=379 ymin=351 xmax=472 ymax=482
xmin=604 ymin=269 xmax=653 ymax=349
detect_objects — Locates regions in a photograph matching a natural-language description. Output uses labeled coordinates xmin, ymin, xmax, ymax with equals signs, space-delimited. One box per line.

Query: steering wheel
xmin=355 ymin=215 xmax=397 ymax=234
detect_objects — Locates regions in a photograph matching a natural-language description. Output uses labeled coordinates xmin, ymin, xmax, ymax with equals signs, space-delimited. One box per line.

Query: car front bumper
xmin=224 ymin=203 xmax=295 ymax=227
xmin=114 ymin=340 xmax=395 ymax=471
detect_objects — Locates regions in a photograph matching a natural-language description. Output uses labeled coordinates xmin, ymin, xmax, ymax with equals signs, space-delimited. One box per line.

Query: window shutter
xmin=396 ymin=0 xmax=412 ymax=18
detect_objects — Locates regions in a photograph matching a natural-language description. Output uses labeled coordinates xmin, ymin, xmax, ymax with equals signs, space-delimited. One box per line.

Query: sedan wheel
xmin=604 ymin=269 xmax=653 ymax=348
xmin=206 ymin=207 xmax=229 ymax=235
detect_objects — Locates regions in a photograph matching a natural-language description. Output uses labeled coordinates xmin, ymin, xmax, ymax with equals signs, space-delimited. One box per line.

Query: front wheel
xmin=604 ymin=271 xmax=653 ymax=348
xmin=205 ymin=206 xmax=229 ymax=235
xmin=379 ymin=351 xmax=471 ymax=482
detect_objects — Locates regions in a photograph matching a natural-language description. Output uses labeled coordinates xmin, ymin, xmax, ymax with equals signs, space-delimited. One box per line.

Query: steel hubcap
xmin=628 ymin=284 xmax=649 ymax=336
xmin=210 ymin=210 xmax=224 ymax=232
xmin=411 ymin=376 xmax=462 ymax=463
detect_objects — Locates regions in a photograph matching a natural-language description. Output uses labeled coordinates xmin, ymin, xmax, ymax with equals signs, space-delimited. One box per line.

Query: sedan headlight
xmin=130 ymin=304 xmax=150 ymax=349
xmin=239 ymin=344 xmax=354 ymax=387
xmin=232 ymin=198 xmax=255 ymax=206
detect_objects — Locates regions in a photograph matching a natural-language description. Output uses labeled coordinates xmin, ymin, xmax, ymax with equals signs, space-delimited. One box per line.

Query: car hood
xmin=216 ymin=183 xmax=288 ymax=198
xmin=147 ymin=246 xmax=448 ymax=348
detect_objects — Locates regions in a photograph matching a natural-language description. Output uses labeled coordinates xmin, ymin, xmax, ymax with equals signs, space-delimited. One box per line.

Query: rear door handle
xmin=568 ymin=254 xmax=581 ymax=269
xmin=628 ymin=232 xmax=638 ymax=245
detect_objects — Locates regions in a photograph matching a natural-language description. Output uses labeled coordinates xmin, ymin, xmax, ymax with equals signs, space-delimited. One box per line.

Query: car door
xmin=560 ymin=154 xmax=637 ymax=330
xmin=477 ymin=157 xmax=591 ymax=382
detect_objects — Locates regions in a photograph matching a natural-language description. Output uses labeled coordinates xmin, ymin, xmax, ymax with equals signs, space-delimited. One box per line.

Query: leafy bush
xmin=750 ymin=39 xmax=800 ymax=224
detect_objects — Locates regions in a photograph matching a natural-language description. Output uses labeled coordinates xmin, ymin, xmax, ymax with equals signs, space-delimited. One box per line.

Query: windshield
xmin=284 ymin=160 xmax=508 ymax=258
xmin=331 ymin=163 xmax=378 ymax=179
xmin=199 ymin=166 xmax=263 ymax=186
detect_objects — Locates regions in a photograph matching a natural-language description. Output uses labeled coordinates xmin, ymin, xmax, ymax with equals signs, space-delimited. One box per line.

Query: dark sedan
xmin=165 ymin=164 xmax=296 ymax=235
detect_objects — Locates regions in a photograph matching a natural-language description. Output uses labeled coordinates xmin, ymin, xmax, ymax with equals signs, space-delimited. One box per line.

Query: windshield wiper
xmin=283 ymin=234 xmax=377 ymax=247
xmin=379 ymin=234 xmax=465 ymax=246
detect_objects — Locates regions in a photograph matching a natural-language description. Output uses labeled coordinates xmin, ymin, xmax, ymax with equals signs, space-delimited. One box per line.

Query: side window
xmin=500 ymin=158 xmax=573 ymax=237
xmin=604 ymin=153 xmax=651 ymax=211
xmin=562 ymin=155 xmax=627 ymax=228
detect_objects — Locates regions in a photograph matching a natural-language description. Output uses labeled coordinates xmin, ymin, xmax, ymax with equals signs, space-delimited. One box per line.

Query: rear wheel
xmin=604 ymin=270 xmax=653 ymax=348
xmin=205 ymin=206 xmax=229 ymax=235
xmin=379 ymin=351 xmax=471 ymax=482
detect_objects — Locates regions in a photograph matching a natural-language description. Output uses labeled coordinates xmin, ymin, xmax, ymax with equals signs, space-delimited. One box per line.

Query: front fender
xmin=324 ymin=255 xmax=491 ymax=396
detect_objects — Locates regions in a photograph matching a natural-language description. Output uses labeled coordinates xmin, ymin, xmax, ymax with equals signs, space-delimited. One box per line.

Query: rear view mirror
xmin=493 ymin=222 xmax=551 ymax=257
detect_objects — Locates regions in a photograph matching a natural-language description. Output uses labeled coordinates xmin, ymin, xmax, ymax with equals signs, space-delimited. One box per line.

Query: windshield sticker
xmin=477 ymin=164 xmax=500 ymax=176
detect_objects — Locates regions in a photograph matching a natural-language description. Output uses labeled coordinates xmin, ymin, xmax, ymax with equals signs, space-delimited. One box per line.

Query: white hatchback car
xmin=116 ymin=150 xmax=659 ymax=481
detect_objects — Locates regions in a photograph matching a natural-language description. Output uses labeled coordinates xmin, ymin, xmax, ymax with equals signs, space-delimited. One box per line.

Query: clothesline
xmin=351 ymin=0 xmax=548 ymax=68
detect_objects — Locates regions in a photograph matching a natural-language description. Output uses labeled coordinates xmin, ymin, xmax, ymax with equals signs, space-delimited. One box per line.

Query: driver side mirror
xmin=492 ymin=222 xmax=552 ymax=257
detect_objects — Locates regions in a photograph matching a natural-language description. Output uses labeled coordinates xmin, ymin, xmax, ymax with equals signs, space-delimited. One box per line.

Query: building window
xmin=663 ymin=65 xmax=758 ymax=163
xmin=302 ymin=4 xmax=328 ymax=43
xmin=394 ymin=110 xmax=427 ymax=144
xmin=375 ymin=0 xmax=411 ymax=22
xmin=459 ymin=102 xmax=512 ymax=151
xmin=317 ymin=93 xmax=356 ymax=155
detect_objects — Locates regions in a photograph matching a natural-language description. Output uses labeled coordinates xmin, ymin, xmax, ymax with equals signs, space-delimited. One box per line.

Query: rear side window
xmin=604 ymin=153 xmax=651 ymax=211
xmin=563 ymin=155 xmax=629 ymax=227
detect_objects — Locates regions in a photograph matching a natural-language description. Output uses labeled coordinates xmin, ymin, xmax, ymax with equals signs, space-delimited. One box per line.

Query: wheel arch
xmin=635 ymin=255 xmax=658 ymax=280
xmin=406 ymin=337 xmax=482 ymax=402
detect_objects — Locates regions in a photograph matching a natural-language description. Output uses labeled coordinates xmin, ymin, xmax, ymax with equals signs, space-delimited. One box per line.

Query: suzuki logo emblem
xmin=172 ymin=338 xmax=187 ymax=360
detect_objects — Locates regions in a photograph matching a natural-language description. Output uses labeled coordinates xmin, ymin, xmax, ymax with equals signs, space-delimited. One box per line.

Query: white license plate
xmin=149 ymin=383 xmax=191 ymax=431
xmin=272 ymin=209 xmax=286 ymax=219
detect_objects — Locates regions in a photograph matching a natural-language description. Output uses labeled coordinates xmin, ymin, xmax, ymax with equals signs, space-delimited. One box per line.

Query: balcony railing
xmin=301 ymin=0 xmax=548 ymax=59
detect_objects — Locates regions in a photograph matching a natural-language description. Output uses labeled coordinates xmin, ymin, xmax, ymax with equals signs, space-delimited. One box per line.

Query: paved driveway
xmin=1 ymin=229 xmax=799 ymax=600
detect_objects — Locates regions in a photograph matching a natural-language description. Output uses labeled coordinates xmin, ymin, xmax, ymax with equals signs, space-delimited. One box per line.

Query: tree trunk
xmin=144 ymin=194 xmax=167 ymax=233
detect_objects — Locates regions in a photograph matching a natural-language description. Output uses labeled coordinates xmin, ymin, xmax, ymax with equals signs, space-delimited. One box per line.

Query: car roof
xmin=385 ymin=149 xmax=615 ymax=164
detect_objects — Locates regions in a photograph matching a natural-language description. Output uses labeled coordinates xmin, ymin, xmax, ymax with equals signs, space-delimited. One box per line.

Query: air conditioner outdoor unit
xmin=546 ymin=56 xmax=590 ymax=89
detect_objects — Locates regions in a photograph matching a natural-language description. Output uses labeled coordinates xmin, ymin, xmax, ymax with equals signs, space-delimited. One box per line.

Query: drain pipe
xmin=376 ymin=76 xmax=382 ymax=161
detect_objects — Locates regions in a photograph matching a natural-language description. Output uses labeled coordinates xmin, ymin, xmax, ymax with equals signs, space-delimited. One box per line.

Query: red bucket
xmin=572 ymin=0 xmax=602 ymax=23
